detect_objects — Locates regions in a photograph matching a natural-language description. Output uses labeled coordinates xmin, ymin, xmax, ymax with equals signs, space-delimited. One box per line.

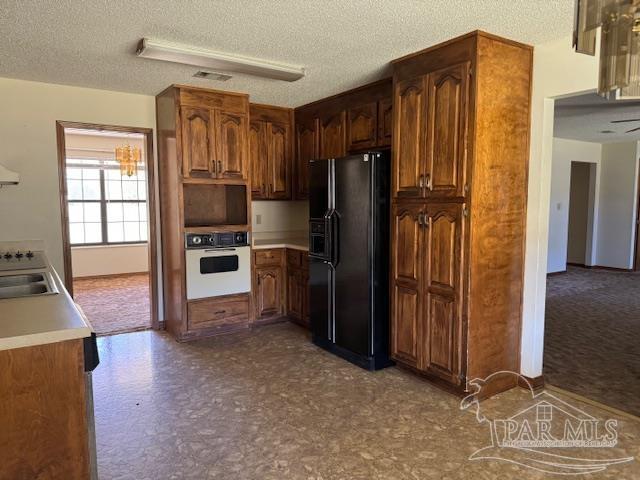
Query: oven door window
xmin=200 ymin=255 xmax=239 ymax=274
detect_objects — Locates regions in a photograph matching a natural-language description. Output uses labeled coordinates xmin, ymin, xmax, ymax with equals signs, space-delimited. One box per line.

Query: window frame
xmin=66 ymin=161 xmax=148 ymax=247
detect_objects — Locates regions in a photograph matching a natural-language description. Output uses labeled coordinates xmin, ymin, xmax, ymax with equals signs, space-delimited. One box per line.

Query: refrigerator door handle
xmin=327 ymin=210 xmax=339 ymax=267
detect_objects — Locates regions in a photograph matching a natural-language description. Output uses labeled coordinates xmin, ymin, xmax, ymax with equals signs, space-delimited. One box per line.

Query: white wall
xmin=0 ymin=77 xmax=162 ymax=316
xmin=251 ymin=201 xmax=308 ymax=233
xmin=596 ymin=142 xmax=639 ymax=269
xmin=547 ymin=139 xmax=601 ymax=273
xmin=72 ymin=244 xmax=149 ymax=278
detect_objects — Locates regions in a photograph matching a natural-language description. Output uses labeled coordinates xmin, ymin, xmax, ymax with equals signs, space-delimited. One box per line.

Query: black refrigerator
xmin=308 ymin=151 xmax=392 ymax=371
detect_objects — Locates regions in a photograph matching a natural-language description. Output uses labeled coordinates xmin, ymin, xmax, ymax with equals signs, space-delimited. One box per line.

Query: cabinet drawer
xmin=254 ymin=248 xmax=284 ymax=266
xmin=188 ymin=294 xmax=249 ymax=331
xmin=286 ymin=249 xmax=301 ymax=267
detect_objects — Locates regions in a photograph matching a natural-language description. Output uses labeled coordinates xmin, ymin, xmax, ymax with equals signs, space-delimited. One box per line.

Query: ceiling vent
xmin=193 ymin=71 xmax=232 ymax=82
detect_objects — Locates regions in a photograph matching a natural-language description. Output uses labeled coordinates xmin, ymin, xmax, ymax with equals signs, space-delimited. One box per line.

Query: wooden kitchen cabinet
xmin=319 ymin=110 xmax=347 ymax=159
xmin=285 ymin=249 xmax=309 ymax=327
xmin=253 ymin=248 xmax=285 ymax=323
xmin=249 ymin=104 xmax=293 ymax=200
xmin=294 ymin=78 xmax=392 ymax=199
xmin=390 ymin=31 xmax=533 ymax=398
xmin=156 ymin=85 xmax=252 ymax=342
xmin=294 ymin=114 xmax=318 ymax=200
xmin=177 ymin=88 xmax=249 ymax=181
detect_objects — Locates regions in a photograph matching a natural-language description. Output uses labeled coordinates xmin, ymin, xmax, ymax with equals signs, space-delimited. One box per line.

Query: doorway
xmin=544 ymin=91 xmax=640 ymax=417
xmin=56 ymin=121 xmax=159 ymax=334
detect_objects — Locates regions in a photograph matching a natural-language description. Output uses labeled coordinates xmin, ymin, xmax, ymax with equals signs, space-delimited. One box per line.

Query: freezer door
xmin=333 ymin=154 xmax=372 ymax=357
xmin=309 ymin=257 xmax=334 ymax=342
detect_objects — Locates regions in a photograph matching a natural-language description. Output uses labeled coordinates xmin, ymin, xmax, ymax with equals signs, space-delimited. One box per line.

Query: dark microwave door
xmin=200 ymin=255 xmax=239 ymax=274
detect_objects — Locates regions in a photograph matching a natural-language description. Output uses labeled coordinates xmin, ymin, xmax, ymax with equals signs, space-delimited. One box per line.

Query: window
xmin=67 ymin=158 xmax=148 ymax=245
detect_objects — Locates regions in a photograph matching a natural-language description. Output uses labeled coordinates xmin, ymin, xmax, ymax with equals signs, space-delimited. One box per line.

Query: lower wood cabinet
xmin=391 ymin=202 xmax=463 ymax=387
xmin=253 ymin=248 xmax=308 ymax=327
xmin=187 ymin=293 xmax=251 ymax=334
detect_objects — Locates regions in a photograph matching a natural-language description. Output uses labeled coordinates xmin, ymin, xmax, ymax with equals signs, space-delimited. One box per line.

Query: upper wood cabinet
xmin=393 ymin=76 xmax=427 ymax=199
xmin=177 ymin=88 xmax=250 ymax=181
xmin=319 ymin=111 xmax=347 ymax=159
xmin=392 ymin=62 xmax=469 ymax=200
xmin=425 ymin=63 xmax=469 ymax=198
xmin=217 ymin=112 xmax=248 ymax=179
xmin=249 ymin=104 xmax=293 ymax=200
xmin=294 ymin=78 xmax=392 ymax=199
xmin=294 ymin=116 xmax=318 ymax=200
xmin=347 ymin=102 xmax=377 ymax=151
xmin=390 ymin=31 xmax=533 ymax=398
xmin=181 ymin=107 xmax=216 ymax=178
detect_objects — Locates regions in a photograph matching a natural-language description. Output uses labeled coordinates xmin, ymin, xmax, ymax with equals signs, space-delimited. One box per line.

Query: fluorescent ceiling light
xmin=136 ymin=38 xmax=305 ymax=82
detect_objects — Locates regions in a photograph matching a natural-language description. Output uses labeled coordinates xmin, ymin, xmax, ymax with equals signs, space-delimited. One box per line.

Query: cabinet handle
xmin=425 ymin=173 xmax=432 ymax=191
xmin=214 ymin=310 xmax=226 ymax=315
xmin=417 ymin=212 xmax=424 ymax=226
xmin=217 ymin=160 xmax=222 ymax=174
xmin=418 ymin=175 xmax=424 ymax=189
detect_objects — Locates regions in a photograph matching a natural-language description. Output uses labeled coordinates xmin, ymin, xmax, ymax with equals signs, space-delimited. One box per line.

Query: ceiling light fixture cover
xmin=574 ymin=0 xmax=640 ymax=99
xmin=136 ymin=38 xmax=305 ymax=82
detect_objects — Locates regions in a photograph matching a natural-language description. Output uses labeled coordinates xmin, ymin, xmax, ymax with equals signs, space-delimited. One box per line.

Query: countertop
xmin=252 ymin=231 xmax=308 ymax=251
xmin=0 ymin=254 xmax=93 ymax=352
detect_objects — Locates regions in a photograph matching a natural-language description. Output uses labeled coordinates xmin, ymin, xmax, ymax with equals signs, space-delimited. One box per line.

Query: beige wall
xmin=72 ymin=244 xmax=149 ymax=278
xmin=251 ymin=201 xmax=308 ymax=233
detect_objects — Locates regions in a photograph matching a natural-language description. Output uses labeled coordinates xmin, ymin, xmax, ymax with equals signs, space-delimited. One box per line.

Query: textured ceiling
xmin=555 ymin=92 xmax=640 ymax=143
xmin=1 ymin=0 xmax=574 ymax=107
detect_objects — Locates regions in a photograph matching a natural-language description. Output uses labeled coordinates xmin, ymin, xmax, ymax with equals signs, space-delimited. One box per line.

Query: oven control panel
xmin=185 ymin=232 xmax=250 ymax=249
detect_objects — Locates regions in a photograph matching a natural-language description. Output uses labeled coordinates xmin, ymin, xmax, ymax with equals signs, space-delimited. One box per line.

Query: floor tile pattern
xmin=74 ymin=273 xmax=150 ymax=336
xmin=93 ymin=323 xmax=640 ymax=479
xmin=545 ymin=266 xmax=640 ymax=416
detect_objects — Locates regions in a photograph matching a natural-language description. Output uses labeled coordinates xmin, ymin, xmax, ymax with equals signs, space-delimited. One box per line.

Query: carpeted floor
xmin=544 ymin=266 xmax=640 ymax=417
xmin=73 ymin=272 xmax=151 ymax=336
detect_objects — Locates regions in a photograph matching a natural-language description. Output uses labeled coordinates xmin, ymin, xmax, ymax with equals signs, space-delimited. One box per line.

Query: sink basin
xmin=0 ymin=272 xmax=58 ymax=300
xmin=0 ymin=274 xmax=44 ymax=288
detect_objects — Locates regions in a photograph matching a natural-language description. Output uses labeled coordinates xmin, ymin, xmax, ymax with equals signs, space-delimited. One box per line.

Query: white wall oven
xmin=185 ymin=232 xmax=250 ymax=300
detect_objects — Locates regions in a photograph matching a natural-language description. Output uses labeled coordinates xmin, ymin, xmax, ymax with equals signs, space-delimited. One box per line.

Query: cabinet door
xmin=423 ymin=203 xmax=463 ymax=384
xmin=249 ymin=121 xmax=267 ymax=199
xmin=347 ymin=102 xmax=377 ymax=152
xmin=390 ymin=203 xmax=425 ymax=368
xmin=255 ymin=267 xmax=283 ymax=319
xmin=287 ymin=269 xmax=302 ymax=319
xmin=217 ymin=111 xmax=248 ymax=179
xmin=377 ymin=97 xmax=393 ymax=147
xmin=319 ymin=111 xmax=346 ymax=159
xmin=267 ymin=122 xmax=291 ymax=199
xmin=181 ymin=107 xmax=215 ymax=178
xmin=425 ymin=63 xmax=469 ymax=198
xmin=294 ymin=117 xmax=318 ymax=200
xmin=393 ymin=76 xmax=427 ymax=199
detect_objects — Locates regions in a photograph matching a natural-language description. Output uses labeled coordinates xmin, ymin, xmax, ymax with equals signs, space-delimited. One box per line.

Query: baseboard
xmin=566 ymin=263 xmax=632 ymax=273
xmin=518 ymin=374 xmax=545 ymax=391
xmin=547 ymin=270 xmax=566 ymax=276
xmin=73 ymin=271 xmax=149 ymax=281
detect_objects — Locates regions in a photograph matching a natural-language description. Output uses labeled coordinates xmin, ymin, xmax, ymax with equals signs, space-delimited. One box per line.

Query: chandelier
xmin=574 ymin=0 xmax=640 ymax=98
xmin=115 ymin=145 xmax=142 ymax=177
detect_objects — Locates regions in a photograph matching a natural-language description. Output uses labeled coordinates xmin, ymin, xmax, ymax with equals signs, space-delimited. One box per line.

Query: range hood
xmin=0 ymin=164 xmax=19 ymax=185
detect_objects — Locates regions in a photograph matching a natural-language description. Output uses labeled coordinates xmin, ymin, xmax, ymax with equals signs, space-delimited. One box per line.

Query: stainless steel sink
xmin=0 ymin=272 xmax=58 ymax=299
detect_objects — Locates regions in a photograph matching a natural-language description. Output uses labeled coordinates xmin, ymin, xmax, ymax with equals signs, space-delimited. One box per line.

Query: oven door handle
xmin=204 ymin=248 xmax=237 ymax=253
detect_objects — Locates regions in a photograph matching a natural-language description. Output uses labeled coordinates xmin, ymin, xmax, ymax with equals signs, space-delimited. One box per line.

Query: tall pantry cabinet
xmin=390 ymin=31 xmax=533 ymax=397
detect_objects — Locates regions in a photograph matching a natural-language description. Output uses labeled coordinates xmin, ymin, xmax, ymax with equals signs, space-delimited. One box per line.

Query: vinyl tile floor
xmin=93 ymin=323 xmax=640 ymax=480
xmin=73 ymin=273 xmax=151 ymax=336
xmin=544 ymin=266 xmax=640 ymax=417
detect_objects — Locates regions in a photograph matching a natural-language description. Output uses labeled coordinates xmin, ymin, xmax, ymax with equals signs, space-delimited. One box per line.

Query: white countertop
xmin=252 ymin=231 xmax=308 ymax=251
xmin=0 ymin=255 xmax=93 ymax=352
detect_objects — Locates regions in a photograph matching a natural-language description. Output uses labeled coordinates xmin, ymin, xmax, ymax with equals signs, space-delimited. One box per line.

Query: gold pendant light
xmin=574 ymin=0 xmax=640 ymax=98
xmin=115 ymin=144 xmax=142 ymax=177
